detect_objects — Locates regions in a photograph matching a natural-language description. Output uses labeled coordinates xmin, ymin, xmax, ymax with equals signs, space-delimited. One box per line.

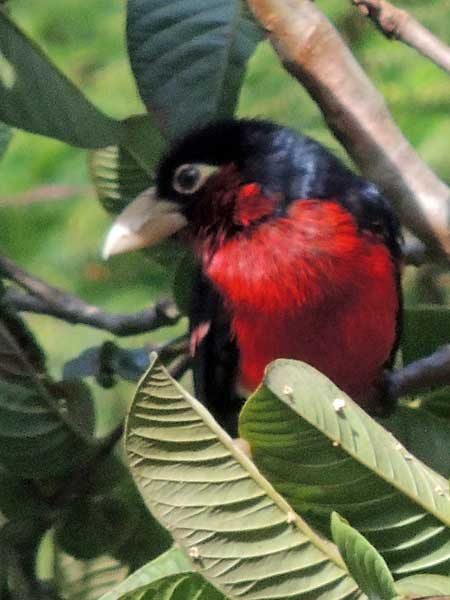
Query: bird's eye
xmin=172 ymin=163 xmax=217 ymax=195
xmin=173 ymin=164 xmax=202 ymax=194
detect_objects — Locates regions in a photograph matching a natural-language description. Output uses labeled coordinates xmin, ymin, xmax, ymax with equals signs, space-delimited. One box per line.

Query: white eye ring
xmin=172 ymin=163 xmax=218 ymax=195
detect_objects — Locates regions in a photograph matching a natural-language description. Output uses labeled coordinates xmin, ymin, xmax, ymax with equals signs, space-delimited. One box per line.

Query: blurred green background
xmin=1 ymin=0 xmax=449 ymax=428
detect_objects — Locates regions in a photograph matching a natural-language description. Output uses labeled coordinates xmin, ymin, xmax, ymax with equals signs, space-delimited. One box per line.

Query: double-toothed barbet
xmin=103 ymin=119 xmax=402 ymax=435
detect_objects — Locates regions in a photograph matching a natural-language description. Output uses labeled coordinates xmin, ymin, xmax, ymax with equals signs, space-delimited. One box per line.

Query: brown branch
xmin=389 ymin=344 xmax=450 ymax=399
xmin=246 ymin=0 xmax=450 ymax=260
xmin=0 ymin=255 xmax=180 ymax=336
xmin=353 ymin=0 xmax=450 ymax=75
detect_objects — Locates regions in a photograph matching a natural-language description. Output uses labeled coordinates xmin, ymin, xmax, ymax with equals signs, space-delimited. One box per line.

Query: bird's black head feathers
xmin=157 ymin=118 xmax=401 ymax=257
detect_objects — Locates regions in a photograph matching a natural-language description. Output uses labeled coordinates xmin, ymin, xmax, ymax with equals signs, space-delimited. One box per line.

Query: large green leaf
xmin=99 ymin=548 xmax=192 ymax=600
xmin=89 ymin=144 xmax=152 ymax=215
xmin=331 ymin=513 xmax=398 ymax=600
xmin=0 ymin=313 xmax=95 ymax=478
xmin=54 ymin=496 xmax=138 ymax=561
xmin=115 ymin=573 xmax=225 ymax=600
xmin=0 ymin=513 xmax=50 ymax=597
xmin=402 ymin=306 xmax=450 ymax=365
xmin=420 ymin=387 xmax=450 ymax=424
xmin=126 ymin=355 xmax=365 ymax=600
xmin=0 ymin=467 xmax=50 ymax=581
xmin=122 ymin=115 xmax=167 ymax=178
xmin=54 ymin=550 xmax=129 ymax=600
xmin=0 ymin=468 xmax=47 ymax=521
xmin=89 ymin=115 xmax=166 ymax=215
xmin=127 ymin=0 xmax=263 ymax=139
xmin=239 ymin=360 xmax=450 ymax=577
xmin=0 ymin=380 xmax=94 ymax=478
xmin=0 ymin=12 xmax=121 ymax=147
xmin=0 ymin=304 xmax=46 ymax=387
xmin=382 ymin=406 xmax=450 ymax=478
xmin=395 ymin=574 xmax=450 ymax=597
xmin=55 ymin=465 xmax=172 ymax=570
xmin=55 ymin=380 xmax=96 ymax=437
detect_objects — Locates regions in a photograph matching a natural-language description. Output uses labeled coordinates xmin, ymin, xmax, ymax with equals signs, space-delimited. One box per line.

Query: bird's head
xmin=103 ymin=118 xmax=356 ymax=260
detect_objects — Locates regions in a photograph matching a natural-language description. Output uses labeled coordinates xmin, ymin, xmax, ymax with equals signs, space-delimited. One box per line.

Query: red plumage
xmin=189 ymin=174 xmax=399 ymax=411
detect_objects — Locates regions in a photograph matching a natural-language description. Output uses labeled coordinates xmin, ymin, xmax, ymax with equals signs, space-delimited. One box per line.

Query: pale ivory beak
xmin=102 ymin=187 xmax=188 ymax=259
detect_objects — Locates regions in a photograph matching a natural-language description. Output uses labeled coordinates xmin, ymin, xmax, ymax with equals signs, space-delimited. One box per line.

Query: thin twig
xmin=5 ymin=289 xmax=180 ymax=336
xmin=0 ymin=184 xmax=94 ymax=206
xmin=353 ymin=0 xmax=450 ymax=75
xmin=0 ymin=255 xmax=180 ymax=336
xmin=246 ymin=0 xmax=450 ymax=260
xmin=389 ymin=345 xmax=450 ymax=399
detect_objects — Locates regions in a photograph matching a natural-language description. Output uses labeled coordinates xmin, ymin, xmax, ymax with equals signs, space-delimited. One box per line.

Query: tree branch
xmin=389 ymin=344 xmax=450 ymax=399
xmin=353 ymin=0 xmax=450 ymax=75
xmin=0 ymin=256 xmax=180 ymax=336
xmin=246 ymin=0 xmax=450 ymax=260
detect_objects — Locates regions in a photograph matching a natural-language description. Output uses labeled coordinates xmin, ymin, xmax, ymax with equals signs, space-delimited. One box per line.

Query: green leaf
xmin=383 ymin=406 xmax=450 ymax=478
xmin=55 ymin=496 xmax=138 ymax=561
xmin=125 ymin=354 xmax=365 ymax=600
xmin=239 ymin=360 xmax=450 ymax=577
xmin=99 ymin=548 xmax=192 ymax=600
xmin=89 ymin=115 xmax=166 ymax=213
xmin=395 ymin=574 xmax=450 ymax=597
xmin=0 ymin=120 xmax=11 ymax=159
xmin=54 ymin=550 xmax=129 ymax=600
xmin=55 ymin=379 xmax=96 ymax=437
xmin=115 ymin=573 xmax=225 ymax=600
xmin=0 ymin=380 xmax=94 ymax=478
xmin=0 ymin=305 xmax=47 ymax=386
xmin=56 ymin=453 xmax=173 ymax=571
xmin=402 ymin=306 xmax=450 ymax=365
xmin=89 ymin=144 xmax=152 ymax=215
xmin=127 ymin=0 xmax=264 ymax=139
xmin=0 ymin=513 xmax=49 ymax=592
xmin=0 ymin=12 xmax=121 ymax=147
xmin=90 ymin=114 xmax=183 ymax=267
xmin=420 ymin=387 xmax=450 ymax=423
xmin=122 ymin=115 xmax=167 ymax=177
xmin=331 ymin=512 xmax=397 ymax=600
xmin=0 ymin=311 xmax=95 ymax=478
xmin=0 ymin=468 xmax=47 ymax=521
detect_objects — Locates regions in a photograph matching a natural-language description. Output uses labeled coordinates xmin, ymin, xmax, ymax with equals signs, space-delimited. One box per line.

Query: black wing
xmin=189 ymin=267 xmax=242 ymax=436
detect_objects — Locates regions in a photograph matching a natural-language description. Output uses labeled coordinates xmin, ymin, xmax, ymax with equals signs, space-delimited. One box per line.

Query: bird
xmin=103 ymin=118 xmax=402 ymax=435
